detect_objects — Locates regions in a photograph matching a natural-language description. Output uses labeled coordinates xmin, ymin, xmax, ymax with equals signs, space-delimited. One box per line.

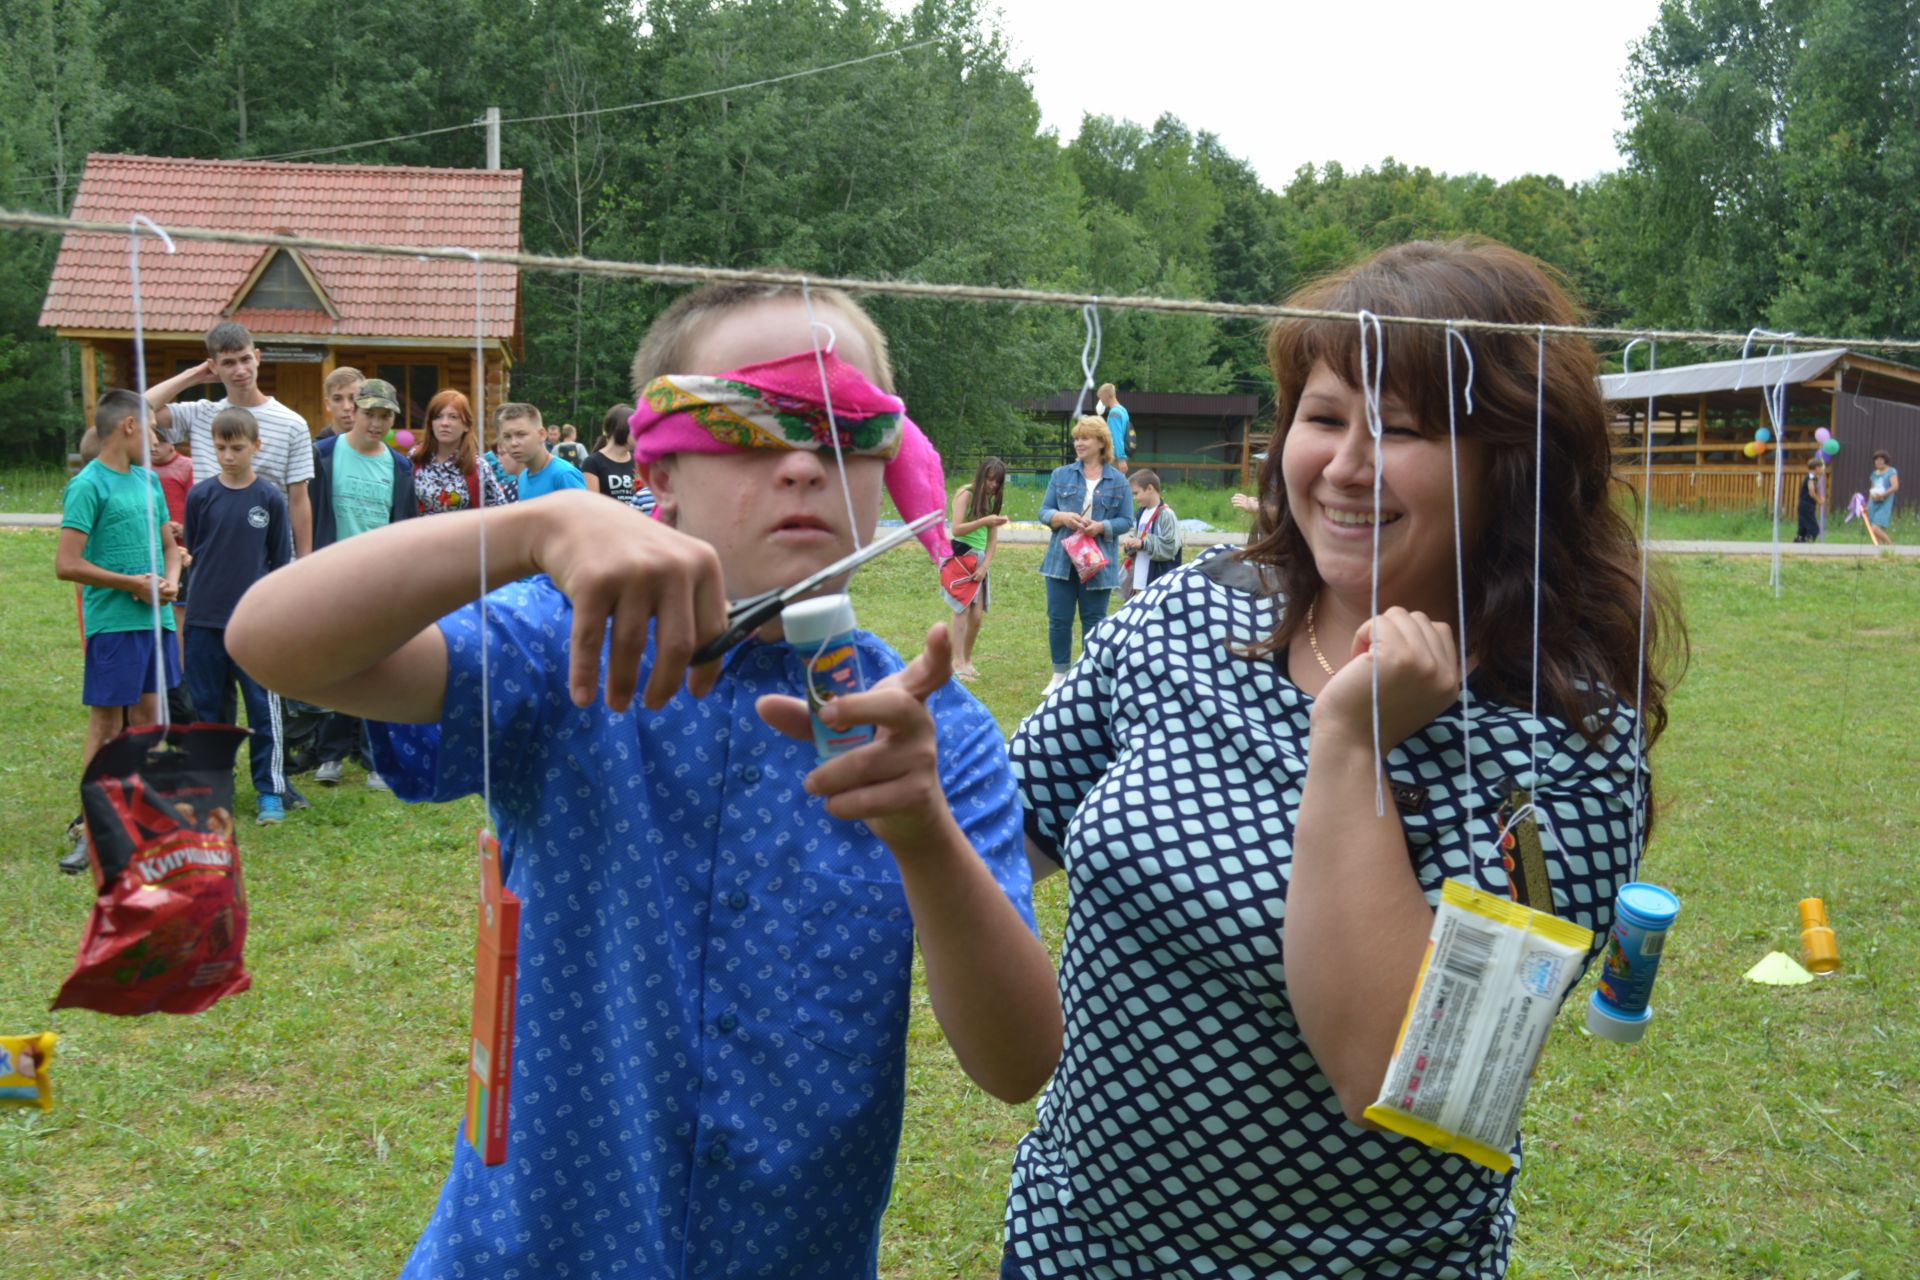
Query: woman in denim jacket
xmin=1038 ymin=415 xmax=1134 ymax=695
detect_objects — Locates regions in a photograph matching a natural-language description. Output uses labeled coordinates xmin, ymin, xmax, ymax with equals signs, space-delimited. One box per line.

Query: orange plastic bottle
xmin=1797 ymin=898 xmax=1840 ymax=975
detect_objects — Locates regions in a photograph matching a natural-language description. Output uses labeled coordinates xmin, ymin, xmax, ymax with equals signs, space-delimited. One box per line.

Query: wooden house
xmin=40 ymin=153 xmax=522 ymax=438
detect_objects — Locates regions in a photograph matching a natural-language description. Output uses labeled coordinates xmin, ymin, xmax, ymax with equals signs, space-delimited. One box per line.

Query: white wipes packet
xmin=1364 ymin=878 xmax=1593 ymax=1173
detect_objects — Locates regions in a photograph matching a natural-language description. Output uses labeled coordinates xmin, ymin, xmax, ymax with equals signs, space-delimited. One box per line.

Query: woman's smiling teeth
xmin=1325 ymin=507 xmax=1401 ymax=527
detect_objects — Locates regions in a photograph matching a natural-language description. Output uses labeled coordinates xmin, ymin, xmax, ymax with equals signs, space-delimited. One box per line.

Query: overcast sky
xmin=982 ymin=0 xmax=1667 ymax=187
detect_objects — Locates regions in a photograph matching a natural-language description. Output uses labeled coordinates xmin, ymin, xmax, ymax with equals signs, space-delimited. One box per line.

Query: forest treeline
xmin=2 ymin=0 xmax=1914 ymax=457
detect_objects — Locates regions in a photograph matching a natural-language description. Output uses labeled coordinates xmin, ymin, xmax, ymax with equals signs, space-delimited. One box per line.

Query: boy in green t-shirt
xmin=55 ymin=388 xmax=185 ymax=872
xmin=307 ymin=377 xmax=417 ymax=788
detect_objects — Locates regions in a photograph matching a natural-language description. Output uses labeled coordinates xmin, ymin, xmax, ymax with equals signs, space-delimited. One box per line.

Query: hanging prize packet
xmin=1365 ymin=879 xmax=1593 ymax=1173
xmin=466 ymin=831 xmax=520 ymax=1165
xmin=54 ymin=724 xmax=253 ymax=1017
xmin=0 ymin=1033 xmax=56 ymax=1110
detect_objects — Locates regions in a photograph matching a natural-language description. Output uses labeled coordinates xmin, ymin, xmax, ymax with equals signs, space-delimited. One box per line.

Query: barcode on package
xmin=1440 ymin=919 xmax=1499 ymax=983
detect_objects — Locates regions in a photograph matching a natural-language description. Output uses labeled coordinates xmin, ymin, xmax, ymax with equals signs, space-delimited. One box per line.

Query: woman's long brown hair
xmin=966 ymin=456 xmax=1007 ymax=521
xmin=412 ymin=389 xmax=477 ymax=473
xmin=1240 ymin=238 xmax=1686 ymax=752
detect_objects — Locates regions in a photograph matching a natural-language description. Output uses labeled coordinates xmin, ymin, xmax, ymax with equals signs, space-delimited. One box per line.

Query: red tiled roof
xmin=40 ymin=153 xmax=521 ymax=341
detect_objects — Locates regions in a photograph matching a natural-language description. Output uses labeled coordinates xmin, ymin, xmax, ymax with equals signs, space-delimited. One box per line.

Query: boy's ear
xmin=639 ymin=457 xmax=678 ymax=523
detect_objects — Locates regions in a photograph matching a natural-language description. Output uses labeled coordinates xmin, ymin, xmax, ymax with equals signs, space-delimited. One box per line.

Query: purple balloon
xmin=1814 ymin=427 xmax=1831 ymax=444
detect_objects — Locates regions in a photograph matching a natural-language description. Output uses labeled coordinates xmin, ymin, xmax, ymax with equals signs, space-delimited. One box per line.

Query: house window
xmin=238 ymin=251 xmax=327 ymax=312
xmin=170 ymin=358 xmax=212 ymax=402
xmin=378 ymin=364 xmax=441 ymax=435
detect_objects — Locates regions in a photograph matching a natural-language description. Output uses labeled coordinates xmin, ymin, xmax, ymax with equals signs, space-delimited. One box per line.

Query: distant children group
xmin=55 ymin=320 xmax=657 ymax=867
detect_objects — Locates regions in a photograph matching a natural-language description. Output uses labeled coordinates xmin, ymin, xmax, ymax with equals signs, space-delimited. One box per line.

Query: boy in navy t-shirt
xmin=182 ymin=407 xmax=295 ymax=824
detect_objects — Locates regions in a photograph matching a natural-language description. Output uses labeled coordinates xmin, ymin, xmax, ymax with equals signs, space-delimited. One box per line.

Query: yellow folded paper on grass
xmin=1744 ymin=951 xmax=1814 ymax=985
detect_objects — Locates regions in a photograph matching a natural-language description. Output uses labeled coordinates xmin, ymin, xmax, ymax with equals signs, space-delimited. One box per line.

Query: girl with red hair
xmin=410 ymin=389 xmax=507 ymax=515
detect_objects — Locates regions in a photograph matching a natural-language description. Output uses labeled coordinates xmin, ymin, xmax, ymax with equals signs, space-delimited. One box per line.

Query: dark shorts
xmin=83 ymin=628 xmax=182 ymax=708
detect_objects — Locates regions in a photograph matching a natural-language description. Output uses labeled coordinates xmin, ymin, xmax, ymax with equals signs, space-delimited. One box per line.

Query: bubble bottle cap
xmin=1615 ymin=882 xmax=1681 ymax=931
xmin=1586 ymin=991 xmax=1653 ymax=1042
xmin=781 ymin=594 xmax=857 ymax=646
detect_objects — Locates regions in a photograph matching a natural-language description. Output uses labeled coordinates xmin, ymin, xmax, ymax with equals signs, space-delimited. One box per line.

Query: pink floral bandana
xmin=631 ymin=350 xmax=951 ymax=563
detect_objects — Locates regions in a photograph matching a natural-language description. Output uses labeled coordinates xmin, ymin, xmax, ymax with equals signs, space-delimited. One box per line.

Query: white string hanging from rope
xmin=800 ymin=278 xmax=863 ymax=558
xmin=1354 ymin=309 xmax=1387 ymax=817
xmin=1443 ymin=325 xmax=1477 ymax=802
xmin=1741 ymin=327 xmax=1798 ymax=597
xmin=1621 ymin=337 xmax=1657 ymax=875
xmin=1528 ymin=326 xmax=1547 ymax=792
xmin=128 ymin=215 xmax=177 ymax=726
xmin=447 ymin=246 xmax=496 ymax=826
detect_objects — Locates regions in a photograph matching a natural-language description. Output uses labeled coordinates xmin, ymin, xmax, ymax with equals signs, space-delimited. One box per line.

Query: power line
xmin=250 ymin=121 xmax=483 ymax=164
xmin=7 ymin=206 xmax=1920 ymax=355
xmin=501 ymin=38 xmax=947 ymax=127
xmin=13 ymin=37 xmax=950 ymax=177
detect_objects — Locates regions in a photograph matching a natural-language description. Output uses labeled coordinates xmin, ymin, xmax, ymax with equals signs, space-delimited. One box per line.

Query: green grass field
xmin=3 ymin=529 xmax=1917 ymax=1279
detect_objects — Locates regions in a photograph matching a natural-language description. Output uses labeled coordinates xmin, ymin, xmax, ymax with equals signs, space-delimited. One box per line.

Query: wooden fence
xmin=1612 ymin=463 xmax=1809 ymax=513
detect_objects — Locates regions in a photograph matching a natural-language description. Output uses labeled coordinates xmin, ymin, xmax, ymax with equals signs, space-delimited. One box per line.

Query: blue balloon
xmin=1755 ymin=427 xmax=1773 ymax=444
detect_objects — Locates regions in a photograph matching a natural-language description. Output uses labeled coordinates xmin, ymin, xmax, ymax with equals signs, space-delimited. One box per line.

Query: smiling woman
xmin=1003 ymin=237 xmax=1687 ymax=1280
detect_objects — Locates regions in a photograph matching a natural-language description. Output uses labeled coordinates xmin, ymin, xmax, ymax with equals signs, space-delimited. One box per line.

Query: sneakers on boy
xmin=257 ymin=795 xmax=286 ymax=826
xmin=365 ymin=771 xmax=391 ymax=792
xmin=284 ymin=786 xmax=311 ymax=811
xmin=316 ymin=759 xmax=344 ymax=785
xmin=59 ymin=830 xmax=91 ymax=875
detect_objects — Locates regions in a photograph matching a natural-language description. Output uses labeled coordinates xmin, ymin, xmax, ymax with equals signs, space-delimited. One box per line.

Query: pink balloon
xmin=1814 ymin=427 xmax=1831 ymax=444
xmin=394 ymin=429 xmax=415 ymax=450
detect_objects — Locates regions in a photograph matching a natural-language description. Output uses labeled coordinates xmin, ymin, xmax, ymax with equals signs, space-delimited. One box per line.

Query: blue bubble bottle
xmin=1586 ymin=881 xmax=1681 ymax=1043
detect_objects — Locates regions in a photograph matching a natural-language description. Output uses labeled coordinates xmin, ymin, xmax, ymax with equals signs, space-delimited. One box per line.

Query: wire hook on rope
xmin=1620 ymin=336 xmax=1658 ymax=873
xmin=1069 ymin=301 xmax=1102 ymax=424
xmin=1355 ymin=309 xmax=1388 ymax=816
xmin=800 ymin=278 xmax=864 ymax=558
xmin=1444 ymin=324 xmax=1477 ymax=802
xmin=128 ymin=215 xmax=178 ymax=727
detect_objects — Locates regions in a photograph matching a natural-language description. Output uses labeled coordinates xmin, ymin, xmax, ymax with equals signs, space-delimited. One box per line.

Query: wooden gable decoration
xmin=227 ymin=247 xmax=339 ymax=320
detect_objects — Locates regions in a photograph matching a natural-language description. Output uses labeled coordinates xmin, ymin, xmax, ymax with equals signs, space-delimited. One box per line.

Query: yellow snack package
xmin=1365 ymin=881 xmax=1592 ymax=1173
xmin=0 ymin=1032 xmax=57 ymax=1111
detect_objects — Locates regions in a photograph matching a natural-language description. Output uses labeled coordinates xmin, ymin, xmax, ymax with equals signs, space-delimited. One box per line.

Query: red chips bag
xmin=53 ymin=724 xmax=253 ymax=1017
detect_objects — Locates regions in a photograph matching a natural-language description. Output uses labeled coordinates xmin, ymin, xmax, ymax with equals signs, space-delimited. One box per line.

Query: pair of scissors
xmin=690 ymin=510 xmax=943 ymax=665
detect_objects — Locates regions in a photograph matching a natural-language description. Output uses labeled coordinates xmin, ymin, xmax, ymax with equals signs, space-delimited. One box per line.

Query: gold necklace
xmin=1305 ymin=600 xmax=1336 ymax=675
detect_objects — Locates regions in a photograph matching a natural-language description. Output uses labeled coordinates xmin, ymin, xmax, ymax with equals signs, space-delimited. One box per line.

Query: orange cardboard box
xmin=466 ymin=831 xmax=519 ymax=1165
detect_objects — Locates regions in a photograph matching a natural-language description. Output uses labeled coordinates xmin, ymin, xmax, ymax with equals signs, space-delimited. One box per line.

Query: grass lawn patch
xmin=3 ymin=528 xmax=1916 ymax=1278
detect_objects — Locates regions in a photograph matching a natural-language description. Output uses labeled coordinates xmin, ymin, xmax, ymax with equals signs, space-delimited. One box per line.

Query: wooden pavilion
xmin=1024 ymin=390 xmax=1267 ymax=486
xmin=39 ymin=153 xmax=523 ymax=438
xmin=1601 ymin=349 xmax=1920 ymax=512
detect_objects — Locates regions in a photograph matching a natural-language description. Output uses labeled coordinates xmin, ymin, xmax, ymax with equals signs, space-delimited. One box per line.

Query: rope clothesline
xmin=8 ymin=206 xmax=1920 ymax=355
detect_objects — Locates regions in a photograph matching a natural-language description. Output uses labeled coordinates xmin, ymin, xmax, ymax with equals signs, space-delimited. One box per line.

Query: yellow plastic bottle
xmin=1797 ymin=898 xmax=1841 ymax=975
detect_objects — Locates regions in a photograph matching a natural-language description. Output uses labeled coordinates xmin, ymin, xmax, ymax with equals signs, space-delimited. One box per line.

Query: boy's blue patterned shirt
xmin=368 ymin=575 xmax=1034 ymax=1279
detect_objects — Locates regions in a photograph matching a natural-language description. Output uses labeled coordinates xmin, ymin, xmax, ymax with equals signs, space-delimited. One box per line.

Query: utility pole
xmin=484 ymin=107 xmax=501 ymax=169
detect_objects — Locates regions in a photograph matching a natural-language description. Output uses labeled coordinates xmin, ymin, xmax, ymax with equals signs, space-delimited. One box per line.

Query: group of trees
xmin=1 ymin=0 xmax=1914 ymax=458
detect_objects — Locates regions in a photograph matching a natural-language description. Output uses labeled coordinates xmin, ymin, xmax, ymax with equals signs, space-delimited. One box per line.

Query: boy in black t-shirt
xmin=182 ymin=408 xmax=296 ymax=824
